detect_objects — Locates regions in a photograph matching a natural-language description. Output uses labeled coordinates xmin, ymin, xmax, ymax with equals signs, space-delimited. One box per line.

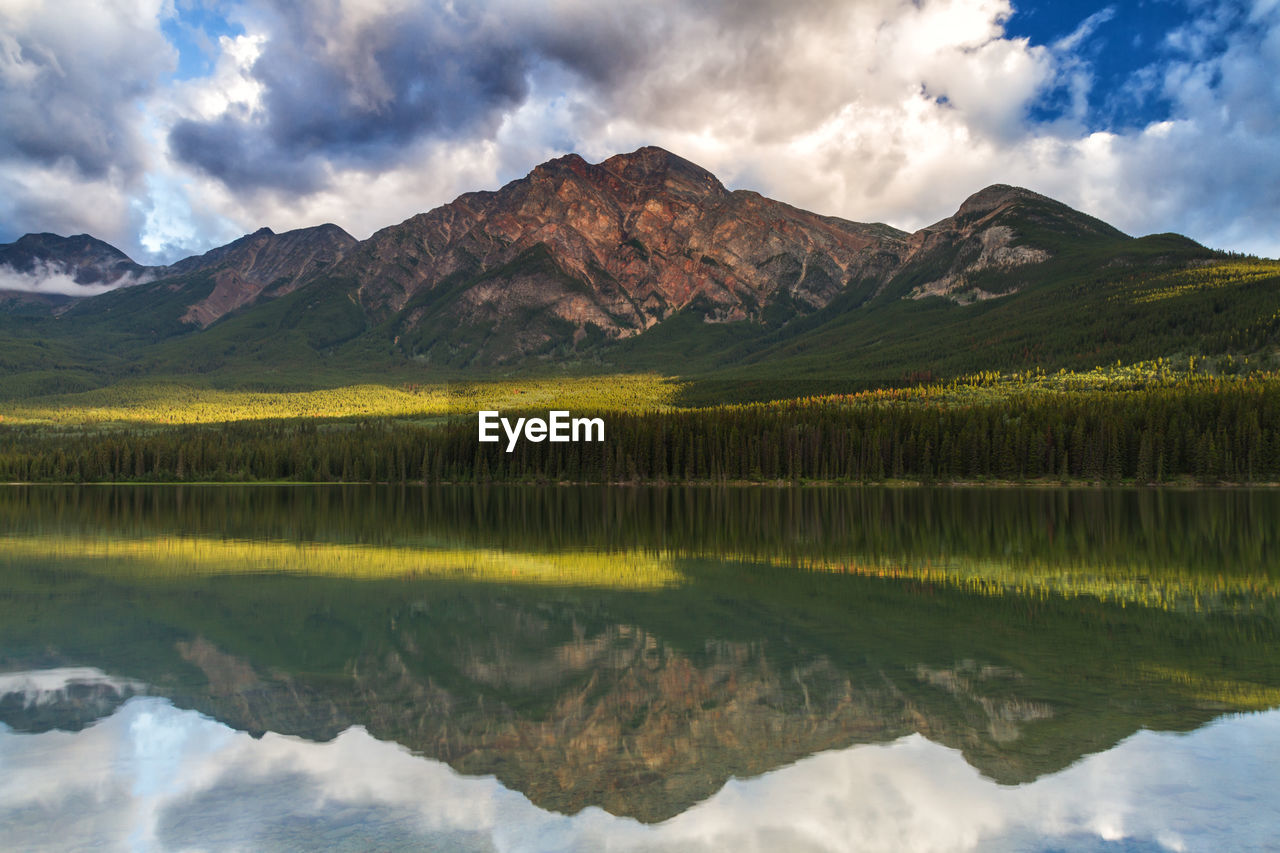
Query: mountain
xmin=889 ymin=184 xmax=1127 ymax=304
xmin=3 ymin=145 xmax=1276 ymax=394
xmin=159 ymin=223 xmax=357 ymax=327
xmin=338 ymin=147 xmax=908 ymax=362
xmin=0 ymin=232 xmax=147 ymax=288
xmin=0 ymin=233 xmax=151 ymax=313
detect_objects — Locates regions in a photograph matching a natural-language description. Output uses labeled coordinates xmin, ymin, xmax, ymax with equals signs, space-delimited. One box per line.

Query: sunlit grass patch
xmin=1138 ymin=664 xmax=1280 ymax=710
xmin=737 ymin=358 xmax=1279 ymax=411
xmin=0 ymin=373 xmax=684 ymax=426
xmin=782 ymin=554 xmax=1280 ymax=614
xmin=1126 ymin=259 xmax=1280 ymax=304
xmin=445 ymin=373 xmax=684 ymax=414
xmin=0 ymin=534 xmax=684 ymax=589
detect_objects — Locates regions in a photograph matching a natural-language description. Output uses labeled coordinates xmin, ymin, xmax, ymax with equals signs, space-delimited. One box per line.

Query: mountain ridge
xmin=1 ymin=148 xmax=1114 ymax=329
xmin=4 ymin=145 xmax=1270 ymax=395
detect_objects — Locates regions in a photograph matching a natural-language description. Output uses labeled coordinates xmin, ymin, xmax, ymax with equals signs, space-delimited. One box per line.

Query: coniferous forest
xmin=4 ymin=368 xmax=1278 ymax=484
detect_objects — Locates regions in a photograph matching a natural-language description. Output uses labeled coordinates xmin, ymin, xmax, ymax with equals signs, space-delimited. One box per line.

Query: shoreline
xmin=4 ymin=478 xmax=1280 ymax=489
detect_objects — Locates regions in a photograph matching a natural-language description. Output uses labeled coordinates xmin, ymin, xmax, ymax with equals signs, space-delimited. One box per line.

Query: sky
xmin=1 ymin=0 xmax=1278 ymax=266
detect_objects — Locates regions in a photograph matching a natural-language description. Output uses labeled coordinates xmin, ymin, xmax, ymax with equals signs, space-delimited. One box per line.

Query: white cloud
xmin=2 ymin=0 xmax=1280 ymax=261
xmin=0 ymin=0 xmax=175 ymax=259
xmin=172 ymin=32 xmax=267 ymax=122
xmin=0 ymin=666 xmax=145 ymax=704
xmin=0 ymin=259 xmax=151 ymax=296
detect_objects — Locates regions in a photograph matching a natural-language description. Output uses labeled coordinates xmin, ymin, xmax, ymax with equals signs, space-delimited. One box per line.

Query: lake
xmin=2 ymin=484 xmax=1278 ymax=851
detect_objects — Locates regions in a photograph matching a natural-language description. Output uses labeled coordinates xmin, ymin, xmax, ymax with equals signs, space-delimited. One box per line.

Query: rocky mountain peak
xmin=526 ymin=152 xmax=591 ymax=181
xmin=165 ymin=223 xmax=357 ymax=327
xmin=598 ymin=146 xmax=726 ymax=198
xmin=337 ymin=146 xmax=920 ymax=364
xmin=953 ymin=184 xmax=1050 ymax=219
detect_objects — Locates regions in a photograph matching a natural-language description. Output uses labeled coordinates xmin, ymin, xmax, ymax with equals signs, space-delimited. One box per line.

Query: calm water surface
xmin=1 ymin=485 xmax=1278 ymax=851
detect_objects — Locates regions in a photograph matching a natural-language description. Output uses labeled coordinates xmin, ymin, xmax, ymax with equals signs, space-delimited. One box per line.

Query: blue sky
xmin=1 ymin=0 xmax=1278 ymax=264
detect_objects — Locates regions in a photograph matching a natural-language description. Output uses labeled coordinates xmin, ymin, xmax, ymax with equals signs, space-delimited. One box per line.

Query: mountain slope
xmin=887 ymin=184 xmax=1129 ymax=304
xmin=0 ymin=233 xmax=148 ymax=288
xmin=327 ymin=146 xmax=909 ymax=365
xmin=162 ymin=224 xmax=357 ymax=327
xmin=3 ymin=146 xmax=1278 ymax=395
xmin=0 ymin=233 xmax=151 ymax=313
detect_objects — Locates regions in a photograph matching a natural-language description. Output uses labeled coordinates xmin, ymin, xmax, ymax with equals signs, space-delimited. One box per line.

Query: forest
xmin=2 ymin=361 xmax=1278 ymax=485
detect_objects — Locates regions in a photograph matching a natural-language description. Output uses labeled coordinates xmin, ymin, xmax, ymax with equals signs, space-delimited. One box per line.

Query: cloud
xmin=2 ymin=0 xmax=1280 ymax=262
xmin=0 ymin=0 xmax=174 ymax=178
xmin=0 ymin=0 xmax=175 ymax=259
xmin=168 ymin=0 xmax=538 ymax=192
xmin=1067 ymin=0 xmax=1280 ymax=255
xmin=0 ymin=160 xmax=145 ymax=254
xmin=0 ymin=666 xmax=146 ymax=705
xmin=0 ymin=260 xmax=152 ymax=296
xmin=164 ymin=0 xmax=1058 ymax=233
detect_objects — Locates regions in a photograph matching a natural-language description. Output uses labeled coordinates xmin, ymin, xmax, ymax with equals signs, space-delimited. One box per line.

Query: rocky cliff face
xmin=899 ymin=184 xmax=1128 ymax=304
xmin=338 ymin=147 xmax=910 ymax=361
xmin=165 ymin=224 xmax=357 ymax=327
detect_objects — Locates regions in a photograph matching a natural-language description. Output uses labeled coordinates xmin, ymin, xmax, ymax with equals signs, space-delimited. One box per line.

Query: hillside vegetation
xmin=3 ymin=359 xmax=1279 ymax=485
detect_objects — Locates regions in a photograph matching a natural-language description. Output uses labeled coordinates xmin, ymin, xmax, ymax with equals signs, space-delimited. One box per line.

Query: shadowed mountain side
xmin=57 ymin=223 xmax=358 ymax=329
xmin=164 ymin=224 xmax=358 ymax=327
xmin=0 ymin=233 xmax=149 ymax=295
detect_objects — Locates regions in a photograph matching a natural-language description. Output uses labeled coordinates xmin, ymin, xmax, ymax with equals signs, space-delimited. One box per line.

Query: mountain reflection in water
xmin=1 ymin=485 xmax=1278 ymax=849
xmin=3 ymin=694 xmax=1278 ymax=852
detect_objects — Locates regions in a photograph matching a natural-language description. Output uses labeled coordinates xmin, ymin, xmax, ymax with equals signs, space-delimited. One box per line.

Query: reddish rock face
xmin=6 ymin=148 xmax=1111 ymax=363
xmin=337 ymin=146 xmax=913 ymax=360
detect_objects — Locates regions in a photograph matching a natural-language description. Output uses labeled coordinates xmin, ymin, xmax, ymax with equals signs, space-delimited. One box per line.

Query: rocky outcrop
xmin=337 ymin=147 xmax=909 ymax=361
xmin=168 ymin=224 xmax=357 ymax=327
xmin=900 ymin=184 xmax=1126 ymax=303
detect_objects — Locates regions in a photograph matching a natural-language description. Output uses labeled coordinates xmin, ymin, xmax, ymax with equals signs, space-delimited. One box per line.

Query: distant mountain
xmin=3 ymin=146 xmax=1275 ymax=393
xmin=0 ymin=233 xmax=146 ymax=286
xmin=0 ymin=233 xmax=150 ymax=306
xmin=156 ymin=224 xmax=357 ymax=327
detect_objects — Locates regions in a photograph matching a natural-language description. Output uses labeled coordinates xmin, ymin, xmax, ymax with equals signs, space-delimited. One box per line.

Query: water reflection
xmin=1 ymin=485 xmax=1278 ymax=846
xmin=3 ymin=694 xmax=1277 ymax=852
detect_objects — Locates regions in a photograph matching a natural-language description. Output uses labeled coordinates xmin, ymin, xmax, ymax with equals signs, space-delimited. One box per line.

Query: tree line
xmin=2 ymin=377 xmax=1279 ymax=484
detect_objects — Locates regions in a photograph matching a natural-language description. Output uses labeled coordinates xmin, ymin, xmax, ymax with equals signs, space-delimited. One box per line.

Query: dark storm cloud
xmin=170 ymin=113 xmax=329 ymax=194
xmin=164 ymin=0 xmax=871 ymax=194
xmin=169 ymin=1 xmax=548 ymax=191
xmin=0 ymin=4 xmax=174 ymax=179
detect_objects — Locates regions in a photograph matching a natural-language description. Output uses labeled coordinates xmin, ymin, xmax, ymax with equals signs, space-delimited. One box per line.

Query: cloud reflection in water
xmin=1 ymin=695 xmax=1277 ymax=852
